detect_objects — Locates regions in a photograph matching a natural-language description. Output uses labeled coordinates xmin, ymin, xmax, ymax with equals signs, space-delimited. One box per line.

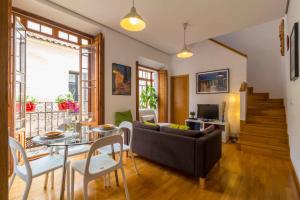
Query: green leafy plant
xmin=55 ymin=92 xmax=74 ymax=104
xmin=140 ymin=85 xmax=158 ymax=110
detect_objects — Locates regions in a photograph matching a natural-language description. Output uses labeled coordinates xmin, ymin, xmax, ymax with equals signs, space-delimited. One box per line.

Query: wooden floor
xmin=9 ymin=144 xmax=299 ymax=200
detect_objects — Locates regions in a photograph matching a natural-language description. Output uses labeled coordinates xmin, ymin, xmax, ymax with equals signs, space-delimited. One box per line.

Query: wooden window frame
xmin=136 ymin=62 xmax=159 ymax=120
xmin=12 ymin=7 xmax=93 ymax=46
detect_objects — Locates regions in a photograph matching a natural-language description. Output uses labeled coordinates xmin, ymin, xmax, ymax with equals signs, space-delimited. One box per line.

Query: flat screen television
xmin=197 ymin=104 xmax=219 ymax=120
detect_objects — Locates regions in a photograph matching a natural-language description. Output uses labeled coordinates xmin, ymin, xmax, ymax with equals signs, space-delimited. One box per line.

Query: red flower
xmin=26 ymin=102 xmax=36 ymax=112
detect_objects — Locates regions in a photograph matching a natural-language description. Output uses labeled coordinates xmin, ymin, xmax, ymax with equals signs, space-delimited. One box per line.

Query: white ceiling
xmin=13 ymin=0 xmax=287 ymax=54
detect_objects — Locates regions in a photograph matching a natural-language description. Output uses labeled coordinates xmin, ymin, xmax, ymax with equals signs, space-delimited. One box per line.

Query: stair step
xmin=247 ymin=108 xmax=285 ymax=116
xmin=246 ymin=116 xmax=286 ymax=124
xmin=240 ymin=131 xmax=288 ymax=139
xmin=239 ymin=134 xmax=289 ymax=146
xmin=239 ymin=141 xmax=289 ymax=151
xmin=247 ymin=95 xmax=268 ymax=101
xmin=240 ymin=145 xmax=290 ymax=160
xmin=241 ymin=124 xmax=287 ymax=135
xmin=247 ymin=118 xmax=287 ymax=128
xmin=247 ymin=101 xmax=284 ymax=108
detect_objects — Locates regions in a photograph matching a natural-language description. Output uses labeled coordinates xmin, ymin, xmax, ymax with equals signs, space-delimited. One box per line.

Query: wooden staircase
xmin=239 ymin=87 xmax=290 ymax=159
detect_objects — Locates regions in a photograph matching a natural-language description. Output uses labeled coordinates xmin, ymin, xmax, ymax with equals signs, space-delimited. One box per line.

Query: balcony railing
xmin=25 ymin=102 xmax=79 ymax=149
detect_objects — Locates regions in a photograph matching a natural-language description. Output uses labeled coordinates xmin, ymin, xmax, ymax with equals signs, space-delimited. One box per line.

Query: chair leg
xmin=66 ymin=165 xmax=70 ymax=200
xmin=71 ymin=169 xmax=75 ymax=200
xmin=23 ymin=179 xmax=32 ymax=200
xmin=107 ymin=173 xmax=111 ymax=187
xmin=130 ymin=151 xmax=139 ymax=175
xmin=83 ymin=180 xmax=88 ymax=200
xmin=51 ymin=171 xmax=55 ymax=189
xmin=9 ymin=173 xmax=16 ymax=190
xmin=120 ymin=167 xmax=130 ymax=200
xmin=44 ymin=173 xmax=49 ymax=189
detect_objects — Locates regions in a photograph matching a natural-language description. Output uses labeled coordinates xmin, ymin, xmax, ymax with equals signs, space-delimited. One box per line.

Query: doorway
xmin=170 ymin=75 xmax=189 ymax=124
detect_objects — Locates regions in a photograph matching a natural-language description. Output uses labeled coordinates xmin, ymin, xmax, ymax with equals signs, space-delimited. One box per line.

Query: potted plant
xmin=190 ymin=111 xmax=196 ymax=119
xmin=140 ymin=85 xmax=158 ymax=110
xmin=55 ymin=93 xmax=79 ymax=112
xmin=26 ymin=96 xmax=37 ymax=112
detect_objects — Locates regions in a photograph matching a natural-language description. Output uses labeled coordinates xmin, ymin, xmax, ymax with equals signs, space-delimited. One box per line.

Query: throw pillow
xmin=144 ymin=121 xmax=157 ymax=126
xmin=133 ymin=121 xmax=160 ymax=131
xmin=115 ymin=110 xmax=133 ymax=126
xmin=202 ymin=125 xmax=215 ymax=135
xmin=169 ymin=123 xmax=190 ymax=130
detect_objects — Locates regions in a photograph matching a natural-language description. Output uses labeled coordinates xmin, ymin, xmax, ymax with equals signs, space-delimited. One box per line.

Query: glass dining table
xmin=32 ymin=125 xmax=120 ymax=200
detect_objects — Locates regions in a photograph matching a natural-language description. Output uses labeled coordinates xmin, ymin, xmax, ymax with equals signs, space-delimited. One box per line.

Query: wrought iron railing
xmin=25 ymin=102 xmax=79 ymax=149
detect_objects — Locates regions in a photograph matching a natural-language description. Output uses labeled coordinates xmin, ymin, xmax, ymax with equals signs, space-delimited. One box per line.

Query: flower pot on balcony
xmin=26 ymin=102 xmax=36 ymax=112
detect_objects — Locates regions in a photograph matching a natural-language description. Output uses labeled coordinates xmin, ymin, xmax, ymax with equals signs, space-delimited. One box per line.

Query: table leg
xmin=60 ymin=146 xmax=69 ymax=200
xmin=111 ymin=144 xmax=119 ymax=186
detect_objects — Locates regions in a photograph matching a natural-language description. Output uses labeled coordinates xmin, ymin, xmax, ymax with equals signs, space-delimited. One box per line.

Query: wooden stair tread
xmin=239 ymin=141 xmax=289 ymax=151
xmin=240 ymin=131 xmax=288 ymax=139
xmin=240 ymin=145 xmax=290 ymax=160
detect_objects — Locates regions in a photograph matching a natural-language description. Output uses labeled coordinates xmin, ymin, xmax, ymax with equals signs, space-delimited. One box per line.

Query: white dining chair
xmin=8 ymin=137 xmax=70 ymax=200
xmin=98 ymin=121 xmax=139 ymax=175
xmin=45 ymin=123 xmax=91 ymax=188
xmin=70 ymin=135 xmax=130 ymax=200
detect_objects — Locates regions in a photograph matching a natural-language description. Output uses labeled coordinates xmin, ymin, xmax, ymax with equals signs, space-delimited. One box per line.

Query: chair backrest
xmin=119 ymin=121 xmax=133 ymax=148
xmin=9 ymin=137 xmax=32 ymax=177
xmin=85 ymin=135 xmax=123 ymax=176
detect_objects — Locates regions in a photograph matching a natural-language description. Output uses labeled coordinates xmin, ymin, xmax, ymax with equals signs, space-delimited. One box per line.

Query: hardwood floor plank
xmin=9 ymin=144 xmax=299 ymax=200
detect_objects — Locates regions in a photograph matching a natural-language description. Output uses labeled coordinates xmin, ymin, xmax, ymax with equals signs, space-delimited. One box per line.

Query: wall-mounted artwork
xmin=290 ymin=22 xmax=299 ymax=81
xmin=112 ymin=63 xmax=131 ymax=95
xmin=196 ymin=69 xmax=229 ymax=94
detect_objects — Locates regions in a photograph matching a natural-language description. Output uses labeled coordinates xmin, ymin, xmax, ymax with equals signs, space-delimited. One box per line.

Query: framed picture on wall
xmin=112 ymin=63 xmax=132 ymax=95
xmin=196 ymin=69 xmax=229 ymax=94
xmin=290 ymin=22 xmax=299 ymax=81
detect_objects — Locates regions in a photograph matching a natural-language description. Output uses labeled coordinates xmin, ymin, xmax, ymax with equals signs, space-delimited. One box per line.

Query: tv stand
xmin=185 ymin=119 xmax=229 ymax=143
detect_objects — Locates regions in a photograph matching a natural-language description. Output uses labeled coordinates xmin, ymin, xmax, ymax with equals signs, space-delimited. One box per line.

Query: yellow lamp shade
xmin=177 ymin=46 xmax=193 ymax=59
xmin=120 ymin=7 xmax=146 ymax=32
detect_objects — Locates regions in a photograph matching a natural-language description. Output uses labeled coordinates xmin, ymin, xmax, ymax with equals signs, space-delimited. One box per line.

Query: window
xmin=69 ymin=71 xmax=79 ymax=101
xmin=138 ymin=67 xmax=157 ymax=109
xmin=69 ymin=34 xmax=78 ymax=43
xmin=41 ymin=25 xmax=52 ymax=35
xmin=58 ymin=31 xmax=68 ymax=40
xmin=81 ymin=39 xmax=89 ymax=45
xmin=27 ymin=20 xmax=40 ymax=31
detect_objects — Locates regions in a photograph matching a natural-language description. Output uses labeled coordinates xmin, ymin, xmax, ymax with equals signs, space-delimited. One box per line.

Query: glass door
xmin=79 ymin=44 xmax=99 ymax=125
xmin=14 ymin=18 xmax=26 ymax=138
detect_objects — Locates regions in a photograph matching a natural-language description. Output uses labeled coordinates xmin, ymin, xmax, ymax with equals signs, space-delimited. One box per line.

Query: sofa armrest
xmin=195 ymin=130 xmax=222 ymax=178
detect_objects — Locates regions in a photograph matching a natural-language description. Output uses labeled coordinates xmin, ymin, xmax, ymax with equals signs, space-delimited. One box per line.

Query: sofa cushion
xmin=133 ymin=121 xmax=160 ymax=131
xmin=160 ymin=126 xmax=203 ymax=138
xmin=115 ymin=110 xmax=133 ymax=126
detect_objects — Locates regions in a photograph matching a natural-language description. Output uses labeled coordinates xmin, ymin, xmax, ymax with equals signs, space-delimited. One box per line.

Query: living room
xmin=1 ymin=0 xmax=300 ymax=200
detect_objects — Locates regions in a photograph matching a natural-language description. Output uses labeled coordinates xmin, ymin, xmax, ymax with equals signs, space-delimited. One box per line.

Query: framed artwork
xmin=112 ymin=63 xmax=131 ymax=95
xmin=290 ymin=22 xmax=299 ymax=81
xmin=196 ymin=69 xmax=229 ymax=94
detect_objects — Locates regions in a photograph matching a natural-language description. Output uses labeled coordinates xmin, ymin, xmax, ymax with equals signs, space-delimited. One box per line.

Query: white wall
xmin=170 ymin=40 xmax=247 ymax=134
xmin=284 ymin=0 xmax=300 ymax=181
xmin=216 ymin=19 xmax=285 ymax=98
xmin=26 ymin=37 xmax=79 ymax=102
xmin=103 ymin=28 xmax=170 ymax=124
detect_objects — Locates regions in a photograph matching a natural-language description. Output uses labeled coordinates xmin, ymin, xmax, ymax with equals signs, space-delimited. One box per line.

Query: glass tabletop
xmin=32 ymin=126 xmax=120 ymax=147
